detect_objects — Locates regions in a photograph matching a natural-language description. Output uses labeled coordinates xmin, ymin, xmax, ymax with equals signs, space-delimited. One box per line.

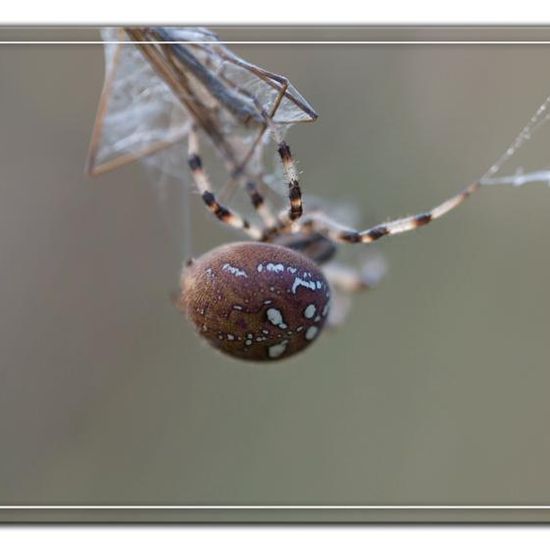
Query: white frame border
xmin=1 ymin=32 xmax=549 ymax=515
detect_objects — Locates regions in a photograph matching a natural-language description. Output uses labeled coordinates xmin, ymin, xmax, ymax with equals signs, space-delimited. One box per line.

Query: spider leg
xmin=187 ymin=126 xmax=263 ymax=240
xmin=231 ymin=78 xmax=304 ymax=229
xmin=323 ymin=256 xmax=387 ymax=293
xmin=324 ymin=289 xmax=352 ymax=329
xmin=244 ymin=179 xmax=278 ymax=227
xmin=210 ymin=73 xmax=289 ymax=231
xmin=276 ymin=136 xmax=303 ymax=222
xmin=231 ymin=87 xmax=304 ymax=225
xmin=322 ymin=256 xmax=387 ymax=328
xmin=300 ymin=181 xmax=481 ymax=244
xmin=242 ymin=132 xmax=304 ymax=242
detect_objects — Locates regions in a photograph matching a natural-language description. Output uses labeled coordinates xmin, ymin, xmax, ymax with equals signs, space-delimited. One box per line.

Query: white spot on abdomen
xmin=292 ymin=276 xmax=321 ymax=294
xmin=305 ymin=326 xmax=319 ymax=341
xmin=268 ymin=340 xmax=288 ymax=358
xmin=304 ymin=304 xmax=316 ymax=319
xmin=267 ymin=263 xmax=284 ymax=273
xmin=222 ymin=263 xmax=248 ymax=278
xmin=266 ymin=307 xmax=288 ymax=329
xmin=258 ymin=262 xmax=287 ymax=274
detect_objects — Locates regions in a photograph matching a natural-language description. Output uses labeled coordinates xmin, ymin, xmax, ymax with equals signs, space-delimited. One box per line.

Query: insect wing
xmin=163 ymin=27 xmax=318 ymax=125
xmin=87 ymin=28 xmax=192 ymax=176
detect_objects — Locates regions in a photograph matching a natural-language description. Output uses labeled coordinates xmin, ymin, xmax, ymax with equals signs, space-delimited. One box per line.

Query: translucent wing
xmin=87 ymin=28 xmax=192 ymax=176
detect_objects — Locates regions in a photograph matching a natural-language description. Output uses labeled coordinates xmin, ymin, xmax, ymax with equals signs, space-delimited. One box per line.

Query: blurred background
xmin=1 ymin=27 xmax=550 ymax=521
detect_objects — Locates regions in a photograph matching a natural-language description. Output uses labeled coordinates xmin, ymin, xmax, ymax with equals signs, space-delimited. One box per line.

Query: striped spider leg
xmin=224 ymin=85 xmax=305 ymax=230
xmin=186 ymin=119 xmax=308 ymax=244
xmin=217 ymin=85 xmax=291 ymax=231
xmin=276 ymin=135 xmax=304 ymax=223
xmin=221 ymin=125 xmax=304 ymax=238
xmin=196 ymin=36 xmax=313 ymax=228
xmin=297 ymin=181 xmax=481 ymax=245
xmin=256 ymin=107 xmax=305 ymax=226
xmin=186 ymin=125 xmax=264 ymax=240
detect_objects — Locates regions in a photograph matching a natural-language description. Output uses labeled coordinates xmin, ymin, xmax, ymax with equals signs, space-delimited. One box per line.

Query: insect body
xmin=179 ymin=242 xmax=330 ymax=361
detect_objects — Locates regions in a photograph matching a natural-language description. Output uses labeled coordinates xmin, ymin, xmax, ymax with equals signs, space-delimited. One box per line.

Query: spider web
xmin=480 ymin=93 xmax=550 ymax=187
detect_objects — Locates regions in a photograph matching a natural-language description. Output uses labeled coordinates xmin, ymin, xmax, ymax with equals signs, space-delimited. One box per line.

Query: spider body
xmin=270 ymin=232 xmax=338 ymax=265
xmin=179 ymin=242 xmax=330 ymax=361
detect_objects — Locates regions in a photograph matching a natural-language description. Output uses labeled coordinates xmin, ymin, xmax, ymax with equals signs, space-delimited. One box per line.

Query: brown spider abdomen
xmin=178 ymin=242 xmax=331 ymax=362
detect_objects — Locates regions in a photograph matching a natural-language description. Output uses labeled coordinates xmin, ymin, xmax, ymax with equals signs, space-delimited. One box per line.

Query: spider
xmin=177 ymin=120 xmax=481 ymax=362
xmin=87 ymin=27 xmax=548 ymax=363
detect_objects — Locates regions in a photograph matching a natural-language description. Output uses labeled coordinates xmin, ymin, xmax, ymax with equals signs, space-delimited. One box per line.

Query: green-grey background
xmin=1 ymin=27 xmax=550 ymax=521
